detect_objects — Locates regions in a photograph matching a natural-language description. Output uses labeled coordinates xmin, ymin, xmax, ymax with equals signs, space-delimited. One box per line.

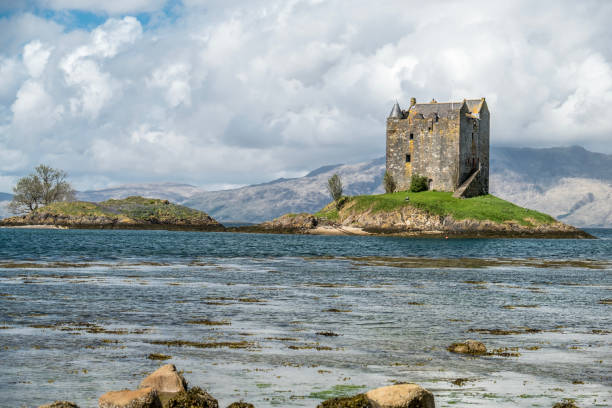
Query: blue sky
xmin=0 ymin=0 xmax=611 ymax=192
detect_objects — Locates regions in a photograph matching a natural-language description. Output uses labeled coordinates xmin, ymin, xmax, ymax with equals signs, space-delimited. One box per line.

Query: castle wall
xmin=386 ymin=111 xmax=460 ymax=191
xmin=386 ymin=99 xmax=489 ymax=195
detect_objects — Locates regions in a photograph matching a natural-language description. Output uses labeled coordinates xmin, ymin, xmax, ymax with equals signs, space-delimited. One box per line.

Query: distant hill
xmin=77 ymin=182 xmax=204 ymax=203
xmin=7 ymin=146 xmax=609 ymax=227
xmin=489 ymin=146 xmax=612 ymax=228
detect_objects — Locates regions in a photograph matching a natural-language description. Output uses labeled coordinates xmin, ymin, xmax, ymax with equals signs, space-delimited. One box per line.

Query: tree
xmin=409 ymin=173 xmax=429 ymax=193
xmin=327 ymin=173 xmax=343 ymax=208
xmin=383 ymin=171 xmax=396 ymax=193
xmin=9 ymin=165 xmax=75 ymax=214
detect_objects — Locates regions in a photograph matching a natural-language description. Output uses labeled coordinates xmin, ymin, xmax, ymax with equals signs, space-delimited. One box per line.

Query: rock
xmin=317 ymin=394 xmax=373 ymax=408
xmin=99 ymin=387 xmax=162 ymax=408
xmin=167 ymin=387 xmax=218 ymax=408
xmin=38 ymin=402 xmax=79 ymax=408
xmin=447 ymin=340 xmax=487 ymax=355
xmin=227 ymin=403 xmax=255 ymax=408
xmin=139 ymin=364 xmax=187 ymax=394
xmin=552 ymin=402 xmax=579 ymax=408
xmin=365 ymin=384 xmax=435 ymax=408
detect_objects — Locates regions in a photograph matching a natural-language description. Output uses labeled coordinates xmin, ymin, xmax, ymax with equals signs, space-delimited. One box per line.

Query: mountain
xmin=489 ymin=146 xmax=612 ymax=228
xmin=182 ymin=158 xmax=385 ymax=222
xmin=77 ymin=182 xmax=204 ymax=203
xmin=5 ymin=146 xmax=609 ymax=227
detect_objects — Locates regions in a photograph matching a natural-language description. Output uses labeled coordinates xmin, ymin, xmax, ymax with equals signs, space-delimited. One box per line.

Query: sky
xmin=0 ymin=0 xmax=611 ymax=192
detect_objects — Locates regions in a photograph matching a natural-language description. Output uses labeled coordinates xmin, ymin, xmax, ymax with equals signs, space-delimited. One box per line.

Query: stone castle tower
xmin=386 ymin=97 xmax=489 ymax=197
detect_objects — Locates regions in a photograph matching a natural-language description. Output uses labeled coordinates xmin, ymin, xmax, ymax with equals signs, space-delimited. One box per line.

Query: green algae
xmin=147 ymin=353 xmax=172 ymax=361
xmin=148 ymin=339 xmax=257 ymax=349
xmin=309 ymin=385 xmax=367 ymax=400
xmin=316 ymin=394 xmax=372 ymax=408
xmin=187 ymin=319 xmax=231 ymax=326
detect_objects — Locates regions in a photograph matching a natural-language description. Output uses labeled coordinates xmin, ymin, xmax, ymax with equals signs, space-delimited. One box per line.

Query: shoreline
xmin=0 ymin=222 xmax=597 ymax=238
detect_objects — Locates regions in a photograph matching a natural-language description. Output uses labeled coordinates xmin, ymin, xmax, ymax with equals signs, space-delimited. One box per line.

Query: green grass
xmin=36 ymin=196 xmax=214 ymax=223
xmin=314 ymin=206 xmax=339 ymax=221
xmin=40 ymin=201 xmax=116 ymax=217
xmin=335 ymin=191 xmax=557 ymax=226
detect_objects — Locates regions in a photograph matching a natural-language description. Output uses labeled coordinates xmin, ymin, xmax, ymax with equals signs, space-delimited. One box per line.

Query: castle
xmin=386 ymin=97 xmax=489 ymax=198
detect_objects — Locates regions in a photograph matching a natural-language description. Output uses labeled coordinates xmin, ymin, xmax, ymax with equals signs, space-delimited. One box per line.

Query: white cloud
xmin=1 ymin=0 xmax=612 ymax=192
xmin=23 ymin=40 xmax=53 ymax=78
xmin=39 ymin=0 xmax=166 ymax=14
xmin=59 ymin=16 xmax=142 ymax=118
xmin=148 ymin=63 xmax=192 ymax=107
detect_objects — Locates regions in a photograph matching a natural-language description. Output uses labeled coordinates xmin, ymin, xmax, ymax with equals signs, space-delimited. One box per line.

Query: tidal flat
xmin=0 ymin=228 xmax=611 ymax=407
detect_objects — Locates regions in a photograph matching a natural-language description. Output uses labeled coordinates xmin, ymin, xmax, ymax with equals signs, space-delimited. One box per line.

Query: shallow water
xmin=0 ymin=228 xmax=611 ymax=407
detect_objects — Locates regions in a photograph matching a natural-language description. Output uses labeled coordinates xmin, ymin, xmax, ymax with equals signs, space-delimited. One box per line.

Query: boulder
xmin=447 ymin=340 xmax=487 ymax=355
xmin=365 ymin=384 xmax=435 ymax=408
xmin=227 ymin=403 xmax=255 ymax=408
xmin=38 ymin=402 xmax=79 ymax=408
xmin=99 ymin=387 xmax=162 ymax=408
xmin=167 ymin=387 xmax=218 ymax=408
xmin=317 ymin=394 xmax=372 ymax=407
xmin=139 ymin=364 xmax=187 ymax=394
xmin=552 ymin=402 xmax=579 ymax=408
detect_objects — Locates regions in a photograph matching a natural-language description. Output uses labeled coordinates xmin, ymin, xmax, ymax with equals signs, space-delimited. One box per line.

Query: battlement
xmin=385 ymin=97 xmax=489 ymax=196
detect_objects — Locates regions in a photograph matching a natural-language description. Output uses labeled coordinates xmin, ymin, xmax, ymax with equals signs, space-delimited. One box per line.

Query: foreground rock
xmin=447 ymin=340 xmax=487 ymax=355
xmin=99 ymin=387 xmax=161 ymax=408
xmin=39 ymin=402 xmax=79 ymax=408
xmin=366 ymin=384 xmax=435 ymax=408
xmin=318 ymin=384 xmax=434 ymax=408
xmin=166 ymin=387 xmax=218 ymax=408
xmin=139 ymin=364 xmax=187 ymax=394
xmin=552 ymin=402 xmax=580 ymax=408
xmin=317 ymin=394 xmax=372 ymax=408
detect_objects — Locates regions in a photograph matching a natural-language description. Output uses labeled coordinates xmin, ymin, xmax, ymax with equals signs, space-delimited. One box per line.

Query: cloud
xmin=0 ymin=0 xmax=612 ymax=192
xmin=38 ymin=0 xmax=166 ymax=14
xmin=59 ymin=16 xmax=142 ymax=117
xmin=23 ymin=40 xmax=53 ymax=77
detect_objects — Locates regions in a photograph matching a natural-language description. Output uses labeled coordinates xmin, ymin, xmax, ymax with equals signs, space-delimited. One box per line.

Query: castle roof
xmin=406 ymin=98 xmax=486 ymax=119
xmin=388 ymin=101 xmax=403 ymax=119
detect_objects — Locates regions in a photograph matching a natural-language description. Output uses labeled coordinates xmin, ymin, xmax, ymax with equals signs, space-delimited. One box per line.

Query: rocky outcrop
xmin=38 ymin=402 xmax=79 ymax=408
xmin=242 ymin=213 xmax=319 ymax=233
xmin=365 ymin=384 xmax=435 ymax=408
xmin=166 ymin=387 xmax=218 ymax=408
xmin=98 ymin=387 xmax=162 ymax=408
xmin=139 ymin=364 xmax=187 ymax=394
xmin=318 ymin=384 xmax=434 ymax=408
xmin=447 ymin=340 xmax=487 ymax=355
xmin=317 ymin=394 xmax=372 ymax=407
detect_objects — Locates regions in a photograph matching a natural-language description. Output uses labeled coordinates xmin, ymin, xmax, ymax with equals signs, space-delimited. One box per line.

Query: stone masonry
xmin=386 ymin=97 xmax=489 ymax=197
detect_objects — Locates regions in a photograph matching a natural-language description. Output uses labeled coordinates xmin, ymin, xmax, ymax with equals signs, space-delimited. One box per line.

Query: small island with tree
xmin=1 ymin=165 xmax=223 ymax=231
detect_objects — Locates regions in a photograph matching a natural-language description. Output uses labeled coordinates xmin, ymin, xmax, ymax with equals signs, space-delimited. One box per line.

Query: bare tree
xmin=383 ymin=171 xmax=396 ymax=193
xmin=327 ymin=173 xmax=343 ymax=208
xmin=9 ymin=165 xmax=75 ymax=214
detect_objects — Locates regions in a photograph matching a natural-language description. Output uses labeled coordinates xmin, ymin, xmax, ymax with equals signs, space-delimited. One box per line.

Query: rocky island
xmin=248 ymin=191 xmax=593 ymax=239
xmin=0 ymin=196 xmax=223 ymax=231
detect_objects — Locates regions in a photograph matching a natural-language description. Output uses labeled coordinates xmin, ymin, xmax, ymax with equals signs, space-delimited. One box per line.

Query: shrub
xmin=383 ymin=171 xmax=396 ymax=193
xmin=409 ymin=174 xmax=429 ymax=192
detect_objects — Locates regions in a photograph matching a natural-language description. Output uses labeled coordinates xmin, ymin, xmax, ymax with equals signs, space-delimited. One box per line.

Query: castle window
xmin=409 ymin=133 xmax=414 ymax=140
xmin=406 ymin=154 xmax=411 ymax=163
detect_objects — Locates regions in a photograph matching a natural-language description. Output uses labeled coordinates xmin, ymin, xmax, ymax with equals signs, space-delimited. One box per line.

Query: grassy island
xmin=0 ymin=196 xmax=223 ymax=230
xmin=258 ymin=191 xmax=591 ymax=238
xmin=316 ymin=191 xmax=556 ymax=227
